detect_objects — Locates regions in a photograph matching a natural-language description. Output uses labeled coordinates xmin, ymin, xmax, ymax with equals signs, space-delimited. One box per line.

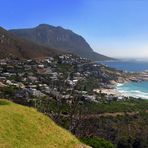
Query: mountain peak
xmin=38 ymin=23 xmax=49 ymax=26
xmin=37 ymin=24 xmax=64 ymax=30
xmin=10 ymin=24 xmax=112 ymax=61
xmin=37 ymin=24 xmax=54 ymax=29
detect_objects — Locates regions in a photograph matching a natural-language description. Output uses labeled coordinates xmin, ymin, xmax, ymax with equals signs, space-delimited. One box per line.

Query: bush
xmin=80 ymin=136 xmax=115 ymax=148
xmin=0 ymin=100 xmax=10 ymax=105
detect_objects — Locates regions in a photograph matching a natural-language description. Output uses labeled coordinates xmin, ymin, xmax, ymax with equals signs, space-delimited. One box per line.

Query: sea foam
xmin=116 ymin=82 xmax=148 ymax=99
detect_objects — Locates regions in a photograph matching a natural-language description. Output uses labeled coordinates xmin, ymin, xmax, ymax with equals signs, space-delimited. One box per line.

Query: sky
xmin=0 ymin=0 xmax=148 ymax=58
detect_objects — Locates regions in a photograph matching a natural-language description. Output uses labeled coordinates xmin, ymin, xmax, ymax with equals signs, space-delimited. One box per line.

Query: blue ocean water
xmin=98 ymin=60 xmax=148 ymax=99
xmin=116 ymin=82 xmax=148 ymax=99
xmin=99 ymin=60 xmax=148 ymax=72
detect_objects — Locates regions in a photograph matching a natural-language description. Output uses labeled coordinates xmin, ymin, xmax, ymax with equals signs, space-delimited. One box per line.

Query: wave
xmin=130 ymin=90 xmax=148 ymax=95
xmin=116 ymin=83 xmax=124 ymax=87
xmin=117 ymin=88 xmax=148 ymax=99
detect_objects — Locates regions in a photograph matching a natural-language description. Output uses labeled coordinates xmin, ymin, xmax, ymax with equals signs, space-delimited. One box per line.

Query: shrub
xmin=80 ymin=136 xmax=115 ymax=148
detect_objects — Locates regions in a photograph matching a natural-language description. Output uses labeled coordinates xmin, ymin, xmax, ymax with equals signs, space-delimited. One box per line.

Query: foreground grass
xmin=0 ymin=99 xmax=86 ymax=148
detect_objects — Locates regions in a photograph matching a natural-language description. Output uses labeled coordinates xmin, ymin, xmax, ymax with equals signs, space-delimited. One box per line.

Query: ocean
xmin=98 ymin=60 xmax=148 ymax=99
xmin=99 ymin=59 xmax=148 ymax=72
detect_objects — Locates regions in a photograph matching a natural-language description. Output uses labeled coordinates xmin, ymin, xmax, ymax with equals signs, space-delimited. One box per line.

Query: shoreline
xmin=100 ymin=87 xmax=123 ymax=97
xmin=110 ymin=71 xmax=148 ymax=99
xmin=96 ymin=60 xmax=148 ymax=100
xmin=101 ymin=80 xmax=148 ymax=100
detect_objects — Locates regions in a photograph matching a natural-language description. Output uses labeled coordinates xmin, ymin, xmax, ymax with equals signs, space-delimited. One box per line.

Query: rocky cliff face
xmin=10 ymin=24 xmax=112 ymax=61
xmin=0 ymin=26 xmax=60 ymax=59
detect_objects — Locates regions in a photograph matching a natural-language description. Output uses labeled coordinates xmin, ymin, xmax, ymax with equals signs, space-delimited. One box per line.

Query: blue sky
xmin=1 ymin=0 xmax=148 ymax=58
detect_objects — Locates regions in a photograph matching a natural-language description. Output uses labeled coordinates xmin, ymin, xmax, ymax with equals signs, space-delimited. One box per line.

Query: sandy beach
xmin=94 ymin=87 xmax=123 ymax=97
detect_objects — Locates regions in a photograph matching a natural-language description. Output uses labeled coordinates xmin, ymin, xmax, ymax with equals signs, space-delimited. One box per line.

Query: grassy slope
xmin=0 ymin=100 xmax=86 ymax=148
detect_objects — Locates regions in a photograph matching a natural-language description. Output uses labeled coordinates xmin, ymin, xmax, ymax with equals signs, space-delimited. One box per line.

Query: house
xmin=29 ymin=88 xmax=46 ymax=97
xmin=38 ymin=64 xmax=44 ymax=68
xmin=24 ymin=65 xmax=32 ymax=71
xmin=2 ymin=72 xmax=11 ymax=77
xmin=18 ymin=83 xmax=25 ymax=89
xmin=28 ymin=85 xmax=37 ymax=89
xmin=28 ymin=76 xmax=38 ymax=82
xmin=0 ymin=60 xmax=7 ymax=65
xmin=0 ymin=77 xmax=6 ymax=83
xmin=83 ymin=95 xmax=97 ymax=102
xmin=50 ymin=72 xmax=58 ymax=80
xmin=0 ymin=82 xmax=6 ymax=87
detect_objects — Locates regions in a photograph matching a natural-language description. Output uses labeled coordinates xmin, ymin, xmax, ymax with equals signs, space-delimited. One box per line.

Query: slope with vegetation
xmin=0 ymin=99 xmax=116 ymax=148
xmin=0 ymin=27 xmax=61 ymax=59
xmin=0 ymin=99 xmax=86 ymax=148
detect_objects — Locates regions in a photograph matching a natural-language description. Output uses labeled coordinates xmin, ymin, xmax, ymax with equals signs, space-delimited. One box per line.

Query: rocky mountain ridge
xmin=10 ymin=24 xmax=112 ymax=61
xmin=0 ymin=26 xmax=61 ymax=59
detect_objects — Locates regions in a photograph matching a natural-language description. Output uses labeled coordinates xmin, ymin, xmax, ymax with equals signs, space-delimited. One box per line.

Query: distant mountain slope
xmin=0 ymin=26 xmax=60 ymax=59
xmin=10 ymin=24 xmax=112 ymax=61
xmin=0 ymin=99 xmax=89 ymax=148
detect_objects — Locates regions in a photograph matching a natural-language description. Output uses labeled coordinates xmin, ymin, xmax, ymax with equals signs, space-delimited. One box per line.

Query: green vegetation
xmin=79 ymin=113 xmax=148 ymax=148
xmin=1 ymin=97 xmax=147 ymax=148
xmin=0 ymin=99 xmax=10 ymax=105
xmin=76 ymin=77 xmax=100 ymax=94
xmin=0 ymin=86 xmax=17 ymax=99
xmin=81 ymin=137 xmax=115 ymax=148
xmin=82 ymin=98 xmax=148 ymax=114
xmin=0 ymin=99 xmax=85 ymax=148
xmin=31 ymin=97 xmax=148 ymax=147
xmin=57 ymin=63 xmax=74 ymax=78
xmin=36 ymin=98 xmax=148 ymax=116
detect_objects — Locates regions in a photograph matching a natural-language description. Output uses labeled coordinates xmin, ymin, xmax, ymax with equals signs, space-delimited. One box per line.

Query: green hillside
xmin=0 ymin=99 xmax=87 ymax=148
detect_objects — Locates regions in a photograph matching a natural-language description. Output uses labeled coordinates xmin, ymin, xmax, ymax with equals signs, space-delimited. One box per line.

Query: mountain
xmin=10 ymin=24 xmax=112 ymax=61
xmin=0 ymin=99 xmax=89 ymax=148
xmin=0 ymin=26 xmax=61 ymax=59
